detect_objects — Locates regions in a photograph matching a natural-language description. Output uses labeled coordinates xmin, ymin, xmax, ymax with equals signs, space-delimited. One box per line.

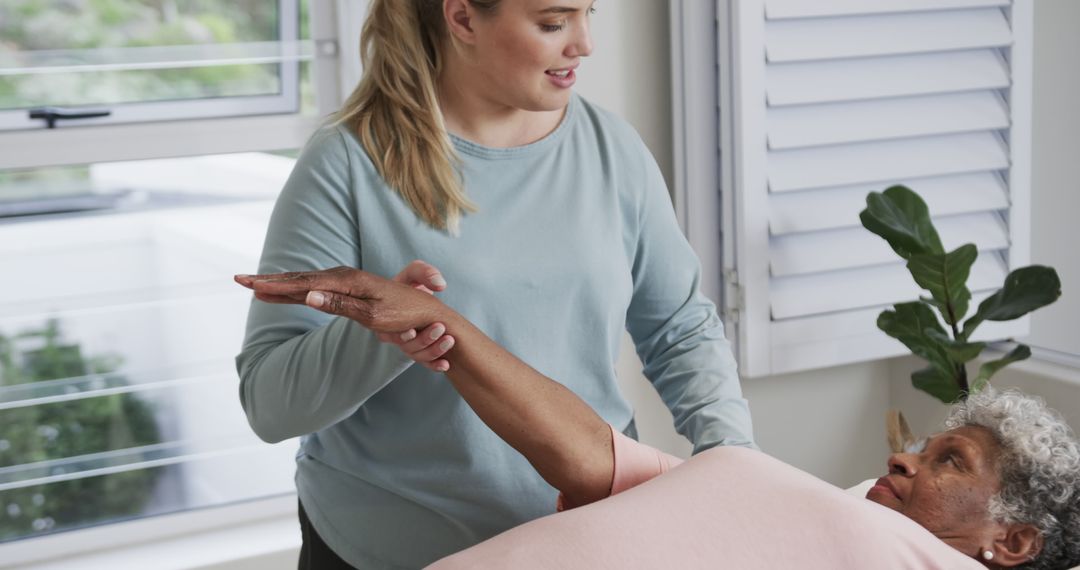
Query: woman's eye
xmin=540 ymin=22 xmax=565 ymax=32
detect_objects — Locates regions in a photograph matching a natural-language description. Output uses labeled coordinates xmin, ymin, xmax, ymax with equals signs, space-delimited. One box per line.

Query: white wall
xmin=1025 ymin=0 xmax=1080 ymax=358
xmin=574 ymin=0 xmax=673 ymax=189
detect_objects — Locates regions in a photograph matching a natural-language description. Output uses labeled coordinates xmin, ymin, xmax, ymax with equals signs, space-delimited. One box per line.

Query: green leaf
xmin=912 ymin=366 xmax=965 ymax=404
xmin=924 ymin=329 xmax=987 ymax=363
xmin=907 ymin=244 xmax=978 ymax=326
xmin=972 ymin=344 xmax=1032 ymax=392
xmin=860 ymin=185 xmax=945 ymax=260
xmin=962 ymin=266 xmax=1062 ymax=339
xmin=878 ymin=302 xmax=953 ymax=373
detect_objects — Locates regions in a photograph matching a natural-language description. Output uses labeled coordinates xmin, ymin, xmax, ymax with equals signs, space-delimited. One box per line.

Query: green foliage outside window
xmin=0 ymin=319 xmax=162 ymax=541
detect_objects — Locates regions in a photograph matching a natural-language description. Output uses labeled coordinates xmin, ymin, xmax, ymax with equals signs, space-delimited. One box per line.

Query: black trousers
xmin=298 ymin=500 xmax=358 ymax=570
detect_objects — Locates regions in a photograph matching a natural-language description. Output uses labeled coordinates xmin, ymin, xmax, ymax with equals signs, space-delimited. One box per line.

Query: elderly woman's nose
xmin=888 ymin=453 xmax=918 ymax=476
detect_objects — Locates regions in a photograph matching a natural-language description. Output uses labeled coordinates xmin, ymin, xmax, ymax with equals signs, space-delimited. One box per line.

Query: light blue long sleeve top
xmin=236 ymin=94 xmax=755 ymax=569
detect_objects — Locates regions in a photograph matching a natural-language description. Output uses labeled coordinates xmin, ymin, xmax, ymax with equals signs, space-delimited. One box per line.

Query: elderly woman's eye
xmin=939 ymin=452 xmax=963 ymax=468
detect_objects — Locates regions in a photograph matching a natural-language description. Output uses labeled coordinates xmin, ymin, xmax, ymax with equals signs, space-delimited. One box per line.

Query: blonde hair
xmin=335 ymin=0 xmax=500 ymax=233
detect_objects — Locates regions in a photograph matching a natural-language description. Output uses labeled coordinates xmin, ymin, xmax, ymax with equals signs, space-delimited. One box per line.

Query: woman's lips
xmin=546 ymin=66 xmax=578 ymax=88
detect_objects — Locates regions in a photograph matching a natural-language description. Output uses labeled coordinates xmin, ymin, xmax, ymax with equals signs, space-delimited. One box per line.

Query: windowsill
xmin=0 ymin=495 xmax=300 ymax=570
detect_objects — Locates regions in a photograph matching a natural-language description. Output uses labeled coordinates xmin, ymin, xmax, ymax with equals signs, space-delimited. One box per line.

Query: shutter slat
xmin=771 ymin=253 xmax=1006 ymax=320
xmin=767 ymin=49 xmax=1010 ymax=107
xmin=770 ymin=212 xmax=1008 ymax=277
xmin=768 ymin=132 xmax=1009 ymax=192
xmin=768 ymin=91 xmax=1009 ymax=150
xmin=770 ymin=292 xmax=1020 ymax=348
xmin=765 ymin=0 xmax=1009 ymax=20
xmin=769 ymin=172 xmax=1009 ymax=235
xmin=766 ymin=9 xmax=1011 ymax=63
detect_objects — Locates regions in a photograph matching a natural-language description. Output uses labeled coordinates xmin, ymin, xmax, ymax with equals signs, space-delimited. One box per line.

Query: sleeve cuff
xmin=556 ymin=424 xmax=684 ymax=511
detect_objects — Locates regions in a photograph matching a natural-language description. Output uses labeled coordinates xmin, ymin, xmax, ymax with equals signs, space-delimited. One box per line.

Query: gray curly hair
xmin=945 ymin=387 xmax=1080 ymax=569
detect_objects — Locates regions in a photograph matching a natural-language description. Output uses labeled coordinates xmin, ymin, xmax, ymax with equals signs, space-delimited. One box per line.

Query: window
xmin=2 ymin=0 xmax=352 ymax=171
xmin=671 ymin=0 xmax=1034 ymax=377
xmin=0 ymin=0 xmax=306 ymax=131
xmin=0 ymin=152 xmax=296 ymax=546
xmin=0 ymin=0 xmax=359 ymax=560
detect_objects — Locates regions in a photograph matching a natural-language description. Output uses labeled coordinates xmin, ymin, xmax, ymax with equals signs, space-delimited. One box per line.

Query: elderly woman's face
xmin=867 ymin=426 xmax=1003 ymax=548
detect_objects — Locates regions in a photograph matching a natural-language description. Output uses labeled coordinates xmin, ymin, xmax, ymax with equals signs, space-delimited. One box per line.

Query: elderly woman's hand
xmin=235 ymin=263 xmax=456 ymax=371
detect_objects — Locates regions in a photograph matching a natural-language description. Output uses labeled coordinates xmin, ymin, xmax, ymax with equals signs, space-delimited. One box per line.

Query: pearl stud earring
xmin=982 ymin=549 xmax=994 ymax=561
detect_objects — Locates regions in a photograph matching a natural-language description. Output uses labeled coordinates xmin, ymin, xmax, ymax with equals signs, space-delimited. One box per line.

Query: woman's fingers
xmin=394 ymin=260 xmax=447 ymax=292
xmin=422 ymin=358 xmax=451 ymax=373
xmin=399 ymin=323 xmax=445 ymax=353
xmin=373 ymin=328 xmax=451 ymax=371
xmin=412 ymin=336 xmax=454 ymax=372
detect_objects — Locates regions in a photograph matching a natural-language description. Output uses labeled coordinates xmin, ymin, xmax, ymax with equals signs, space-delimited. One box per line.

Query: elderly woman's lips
xmin=868 ymin=477 xmax=902 ymax=501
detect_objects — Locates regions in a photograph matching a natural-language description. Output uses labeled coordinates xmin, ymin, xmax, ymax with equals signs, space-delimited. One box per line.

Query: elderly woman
xmin=237 ymin=267 xmax=1080 ymax=569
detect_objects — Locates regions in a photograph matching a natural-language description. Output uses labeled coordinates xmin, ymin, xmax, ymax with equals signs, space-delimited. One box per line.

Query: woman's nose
xmin=888 ymin=453 xmax=919 ymax=477
xmin=567 ymin=22 xmax=593 ymax=58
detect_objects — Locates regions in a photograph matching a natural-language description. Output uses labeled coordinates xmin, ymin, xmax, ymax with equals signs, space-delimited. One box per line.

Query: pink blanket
xmin=428 ymin=445 xmax=984 ymax=569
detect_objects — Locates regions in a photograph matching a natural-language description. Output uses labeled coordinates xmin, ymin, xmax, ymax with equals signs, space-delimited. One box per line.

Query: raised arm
xmin=242 ymin=267 xmax=615 ymax=508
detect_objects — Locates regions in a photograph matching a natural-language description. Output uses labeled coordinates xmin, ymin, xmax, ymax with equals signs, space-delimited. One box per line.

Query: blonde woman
xmin=235 ymin=0 xmax=754 ymax=568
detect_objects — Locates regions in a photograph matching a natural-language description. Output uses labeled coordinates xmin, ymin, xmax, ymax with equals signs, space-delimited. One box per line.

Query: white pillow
xmin=845 ymin=478 xmax=876 ymax=498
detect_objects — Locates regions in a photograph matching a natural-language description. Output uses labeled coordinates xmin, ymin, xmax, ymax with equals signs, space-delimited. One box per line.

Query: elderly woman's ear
xmin=988 ymin=523 xmax=1042 ymax=567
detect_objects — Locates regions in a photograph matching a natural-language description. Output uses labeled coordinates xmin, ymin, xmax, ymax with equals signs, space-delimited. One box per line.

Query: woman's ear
xmin=990 ymin=524 xmax=1042 ymax=567
xmin=444 ymin=0 xmax=478 ymax=45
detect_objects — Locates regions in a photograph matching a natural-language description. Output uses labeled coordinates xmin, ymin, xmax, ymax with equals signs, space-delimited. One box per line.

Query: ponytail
xmin=335 ymin=0 xmax=496 ymax=233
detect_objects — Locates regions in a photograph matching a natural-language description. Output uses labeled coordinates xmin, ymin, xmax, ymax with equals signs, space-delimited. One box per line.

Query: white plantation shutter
xmin=672 ymin=0 xmax=1034 ymax=377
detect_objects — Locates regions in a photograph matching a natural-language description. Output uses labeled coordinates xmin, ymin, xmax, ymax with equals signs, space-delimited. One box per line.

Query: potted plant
xmin=859 ymin=186 xmax=1061 ymax=450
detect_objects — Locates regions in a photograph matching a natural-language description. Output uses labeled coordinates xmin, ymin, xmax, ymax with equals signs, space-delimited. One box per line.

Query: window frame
xmin=0 ymin=0 xmax=357 ymax=170
xmin=0 ymin=0 xmax=370 ymax=560
xmin=0 ymin=494 xmax=297 ymax=568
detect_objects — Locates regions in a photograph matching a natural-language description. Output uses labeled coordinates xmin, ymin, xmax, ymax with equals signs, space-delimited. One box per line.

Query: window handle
xmin=29 ymin=107 xmax=112 ymax=129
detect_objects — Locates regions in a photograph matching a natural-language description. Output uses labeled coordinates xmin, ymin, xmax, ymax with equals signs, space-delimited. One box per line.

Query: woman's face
xmin=867 ymin=426 xmax=1004 ymax=549
xmin=455 ymin=0 xmax=595 ymax=111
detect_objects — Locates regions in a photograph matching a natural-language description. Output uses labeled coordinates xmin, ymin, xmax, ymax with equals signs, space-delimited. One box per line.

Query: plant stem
xmin=948 ymin=306 xmax=962 ymax=340
xmin=947 ymin=303 xmax=969 ymax=398
xmin=956 ymin=362 xmax=969 ymax=398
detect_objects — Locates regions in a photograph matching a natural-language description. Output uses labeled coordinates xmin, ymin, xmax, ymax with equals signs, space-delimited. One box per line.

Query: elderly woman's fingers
xmin=253 ymin=291 xmax=309 ymax=305
xmin=253 ymin=267 xmax=378 ymax=299
xmin=238 ymin=267 xmax=349 ymax=285
xmin=305 ymin=289 xmax=412 ymax=333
